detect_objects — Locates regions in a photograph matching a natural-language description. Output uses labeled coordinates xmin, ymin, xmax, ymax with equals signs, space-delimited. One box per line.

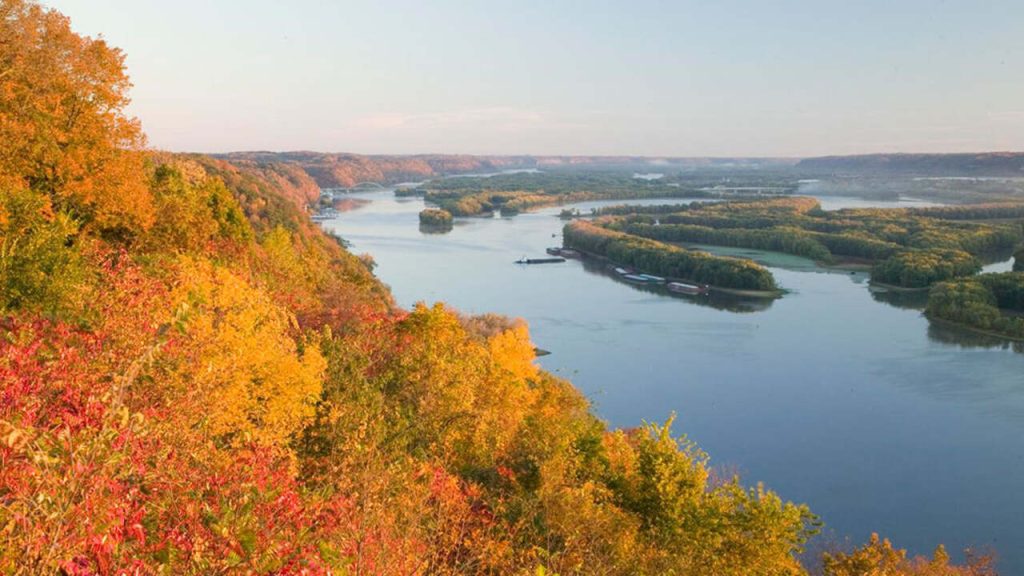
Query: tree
xmin=823 ymin=533 xmax=995 ymax=576
xmin=0 ymin=0 xmax=152 ymax=240
xmin=0 ymin=187 xmax=87 ymax=315
xmin=165 ymin=258 xmax=326 ymax=450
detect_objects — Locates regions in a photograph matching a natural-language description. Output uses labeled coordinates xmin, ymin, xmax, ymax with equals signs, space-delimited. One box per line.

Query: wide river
xmin=325 ymin=190 xmax=1024 ymax=570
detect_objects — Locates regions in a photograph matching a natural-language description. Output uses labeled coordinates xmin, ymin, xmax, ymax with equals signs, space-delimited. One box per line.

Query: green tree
xmin=0 ymin=187 xmax=86 ymax=315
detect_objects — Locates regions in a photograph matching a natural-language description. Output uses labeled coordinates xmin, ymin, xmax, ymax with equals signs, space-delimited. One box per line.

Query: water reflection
xmin=419 ymin=223 xmax=453 ymax=235
xmin=927 ymin=321 xmax=1024 ymax=353
xmin=869 ymin=287 xmax=929 ymax=310
xmin=332 ymin=197 xmax=371 ymax=212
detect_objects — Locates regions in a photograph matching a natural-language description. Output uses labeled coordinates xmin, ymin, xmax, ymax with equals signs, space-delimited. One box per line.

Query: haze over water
xmin=327 ymin=190 xmax=1024 ymax=572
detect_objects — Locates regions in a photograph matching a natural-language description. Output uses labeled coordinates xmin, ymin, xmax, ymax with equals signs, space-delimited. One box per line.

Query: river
xmin=324 ymin=191 xmax=1024 ymax=571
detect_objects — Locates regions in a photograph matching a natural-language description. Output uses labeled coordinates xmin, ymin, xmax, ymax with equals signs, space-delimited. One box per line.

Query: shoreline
xmin=925 ymin=314 xmax=1024 ymax=343
xmin=868 ymin=281 xmax=931 ymax=293
xmin=567 ymin=248 xmax=784 ymax=299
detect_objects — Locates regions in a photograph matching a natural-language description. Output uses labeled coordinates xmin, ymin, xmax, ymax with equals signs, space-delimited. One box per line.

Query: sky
xmin=46 ymin=0 xmax=1024 ymax=157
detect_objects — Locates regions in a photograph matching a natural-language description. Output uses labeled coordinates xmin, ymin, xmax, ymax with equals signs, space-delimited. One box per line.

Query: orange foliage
xmin=0 ymin=0 xmax=152 ymax=239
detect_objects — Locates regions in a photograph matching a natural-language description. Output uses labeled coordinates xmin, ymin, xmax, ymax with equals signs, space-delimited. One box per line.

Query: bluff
xmin=797 ymin=152 xmax=1024 ymax=176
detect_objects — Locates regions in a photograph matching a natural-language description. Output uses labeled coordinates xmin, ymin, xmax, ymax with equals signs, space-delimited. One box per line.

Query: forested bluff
xmin=0 ymin=1 xmax=999 ymax=574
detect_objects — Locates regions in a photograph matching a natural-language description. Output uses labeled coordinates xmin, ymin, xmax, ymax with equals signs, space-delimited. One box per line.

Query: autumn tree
xmin=144 ymin=163 xmax=252 ymax=254
xmin=823 ymin=534 xmax=995 ymax=576
xmin=0 ymin=0 xmax=151 ymax=240
xmin=162 ymin=258 xmax=326 ymax=450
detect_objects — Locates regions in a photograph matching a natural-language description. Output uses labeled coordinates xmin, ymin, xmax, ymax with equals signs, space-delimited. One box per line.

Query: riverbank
xmin=868 ymin=281 xmax=931 ymax=293
xmin=925 ymin=314 xmax=1024 ymax=343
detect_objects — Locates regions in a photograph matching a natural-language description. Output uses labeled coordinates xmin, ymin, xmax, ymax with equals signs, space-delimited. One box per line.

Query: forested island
xmin=570 ymin=196 xmax=1024 ymax=339
xmin=563 ymin=220 xmax=780 ymax=293
xmin=0 ymin=2 xmax=1004 ymax=574
xmin=418 ymin=207 xmax=454 ymax=231
xmin=581 ymin=197 xmax=1020 ymax=288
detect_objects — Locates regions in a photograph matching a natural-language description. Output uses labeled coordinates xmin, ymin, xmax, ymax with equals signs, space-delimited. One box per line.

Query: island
xmin=418 ymin=207 xmax=454 ymax=231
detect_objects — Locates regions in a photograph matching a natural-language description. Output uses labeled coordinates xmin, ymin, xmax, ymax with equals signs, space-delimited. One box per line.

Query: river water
xmin=325 ymin=191 xmax=1024 ymax=570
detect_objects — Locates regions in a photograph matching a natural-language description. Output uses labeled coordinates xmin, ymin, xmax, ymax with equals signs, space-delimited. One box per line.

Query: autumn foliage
xmin=0 ymin=1 xmax=997 ymax=574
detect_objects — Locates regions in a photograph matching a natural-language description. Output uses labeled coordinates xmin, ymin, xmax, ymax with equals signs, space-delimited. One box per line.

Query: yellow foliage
xmin=171 ymin=258 xmax=324 ymax=450
xmin=823 ymin=534 xmax=994 ymax=576
xmin=391 ymin=303 xmax=537 ymax=466
xmin=488 ymin=322 xmax=539 ymax=382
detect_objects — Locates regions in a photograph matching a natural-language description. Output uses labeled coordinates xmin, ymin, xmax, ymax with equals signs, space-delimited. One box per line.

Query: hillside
xmin=218 ymin=151 xmax=797 ymax=188
xmin=797 ymin=152 xmax=1024 ymax=176
xmin=0 ymin=2 xmax=995 ymax=574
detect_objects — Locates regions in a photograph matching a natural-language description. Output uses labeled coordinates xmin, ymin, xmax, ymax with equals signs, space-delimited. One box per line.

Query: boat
xmin=667 ymin=281 xmax=709 ymax=295
xmin=613 ymin=267 xmax=631 ymax=275
xmin=546 ymin=247 xmax=562 ymax=255
xmin=636 ymin=274 xmax=666 ymax=283
xmin=515 ymin=257 xmax=566 ymax=264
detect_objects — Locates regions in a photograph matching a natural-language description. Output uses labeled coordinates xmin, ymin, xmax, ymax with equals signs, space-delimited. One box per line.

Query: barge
xmin=516 ymin=256 xmax=566 ymax=264
xmin=667 ymin=281 xmax=709 ymax=295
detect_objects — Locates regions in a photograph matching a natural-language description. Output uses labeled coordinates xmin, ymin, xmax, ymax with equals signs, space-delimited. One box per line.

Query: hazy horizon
xmin=210 ymin=150 xmax=1024 ymax=160
xmin=47 ymin=0 xmax=1024 ymax=157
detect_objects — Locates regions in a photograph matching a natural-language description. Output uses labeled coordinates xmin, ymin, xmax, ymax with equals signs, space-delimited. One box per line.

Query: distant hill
xmin=797 ymin=153 xmax=1024 ymax=176
xmin=216 ymin=151 xmax=796 ymax=188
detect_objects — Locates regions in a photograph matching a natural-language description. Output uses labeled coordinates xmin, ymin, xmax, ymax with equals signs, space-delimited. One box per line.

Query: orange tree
xmin=0 ymin=0 xmax=151 ymax=240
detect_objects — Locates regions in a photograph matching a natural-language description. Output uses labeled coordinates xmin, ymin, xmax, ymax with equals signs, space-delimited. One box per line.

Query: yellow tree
xmin=488 ymin=321 xmax=539 ymax=383
xmin=165 ymin=258 xmax=325 ymax=451
xmin=823 ymin=534 xmax=995 ymax=576
xmin=0 ymin=0 xmax=152 ymax=239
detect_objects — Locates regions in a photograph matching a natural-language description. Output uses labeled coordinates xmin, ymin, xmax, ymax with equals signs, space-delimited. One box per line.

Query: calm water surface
xmin=325 ymin=192 xmax=1024 ymax=570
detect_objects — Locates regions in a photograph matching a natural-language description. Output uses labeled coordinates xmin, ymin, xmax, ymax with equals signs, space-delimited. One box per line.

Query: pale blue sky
xmin=46 ymin=0 xmax=1024 ymax=156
